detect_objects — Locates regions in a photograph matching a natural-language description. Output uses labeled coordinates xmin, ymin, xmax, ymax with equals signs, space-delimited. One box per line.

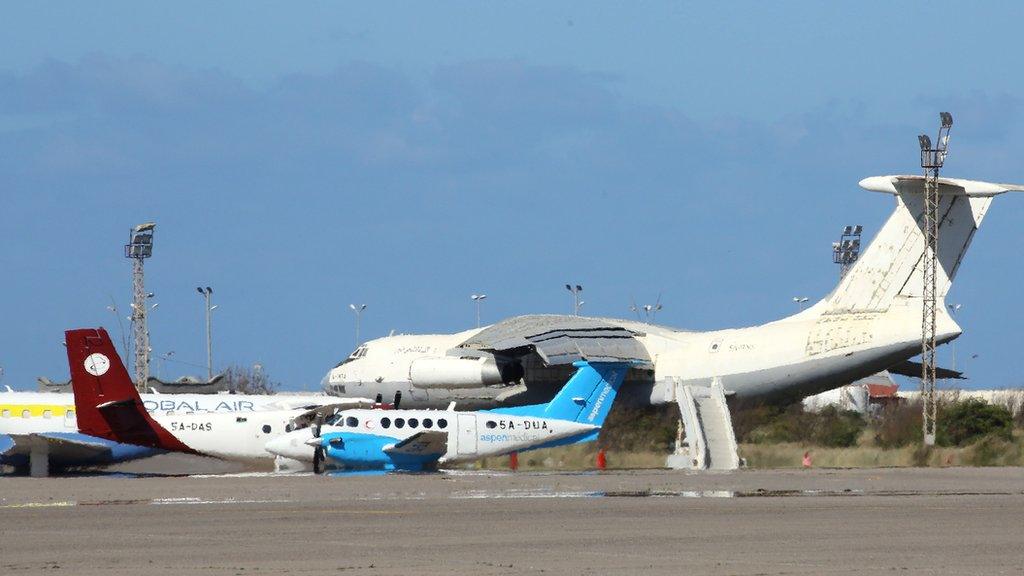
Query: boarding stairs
xmin=665 ymin=377 xmax=740 ymax=470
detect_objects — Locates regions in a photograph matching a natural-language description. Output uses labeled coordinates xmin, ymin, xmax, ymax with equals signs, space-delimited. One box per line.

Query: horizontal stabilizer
xmin=860 ymin=175 xmax=1024 ymax=197
xmin=889 ymin=360 xmax=964 ymax=380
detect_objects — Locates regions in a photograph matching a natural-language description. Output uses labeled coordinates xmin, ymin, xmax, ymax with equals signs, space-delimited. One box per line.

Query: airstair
xmin=665 ymin=377 xmax=741 ymax=470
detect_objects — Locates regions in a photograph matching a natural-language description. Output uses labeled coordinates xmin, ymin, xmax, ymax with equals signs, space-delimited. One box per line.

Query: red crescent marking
xmin=364 ymin=420 xmax=374 ymax=430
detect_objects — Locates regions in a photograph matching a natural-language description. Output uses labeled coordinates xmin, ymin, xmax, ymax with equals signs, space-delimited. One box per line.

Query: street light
xmin=470 ymin=294 xmax=487 ymax=328
xmin=156 ymin=350 xmax=175 ymax=381
xmin=565 ymin=284 xmax=583 ymax=316
xmin=793 ymin=296 xmax=809 ymax=310
xmin=196 ymin=286 xmax=215 ymax=381
xmin=349 ymin=304 xmax=367 ymax=346
xmin=106 ymin=302 xmax=129 ymax=359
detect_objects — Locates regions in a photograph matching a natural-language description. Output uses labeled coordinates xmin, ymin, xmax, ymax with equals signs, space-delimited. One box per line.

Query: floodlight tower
xmin=918 ymin=112 xmax=953 ymax=447
xmin=125 ymin=222 xmax=156 ymax=392
xmin=832 ymin=225 xmax=863 ymax=278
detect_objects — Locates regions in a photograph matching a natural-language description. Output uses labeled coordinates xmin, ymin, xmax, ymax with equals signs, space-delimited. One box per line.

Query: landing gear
xmin=313 ymin=446 xmax=325 ymax=475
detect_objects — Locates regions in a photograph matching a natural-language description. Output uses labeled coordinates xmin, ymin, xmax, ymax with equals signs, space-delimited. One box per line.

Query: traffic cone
xmin=802 ymin=451 xmax=812 ymax=468
xmin=509 ymin=451 xmax=519 ymax=471
xmin=596 ymin=449 xmax=607 ymax=470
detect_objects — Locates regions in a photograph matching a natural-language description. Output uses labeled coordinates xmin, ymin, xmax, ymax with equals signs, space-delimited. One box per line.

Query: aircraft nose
xmin=264 ymin=435 xmax=292 ymax=457
xmin=265 ymin=429 xmax=312 ymax=458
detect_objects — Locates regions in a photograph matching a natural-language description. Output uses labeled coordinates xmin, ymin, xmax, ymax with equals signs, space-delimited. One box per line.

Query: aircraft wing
xmin=1 ymin=433 xmax=112 ymax=463
xmin=384 ymin=431 xmax=448 ymax=456
xmin=286 ymin=401 xmax=378 ymax=430
xmin=455 ymin=314 xmax=652 ymax=367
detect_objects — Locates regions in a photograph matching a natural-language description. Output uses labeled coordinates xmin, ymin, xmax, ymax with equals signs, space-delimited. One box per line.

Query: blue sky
xmin=1 ymin=3 xmax=1022 ymax=391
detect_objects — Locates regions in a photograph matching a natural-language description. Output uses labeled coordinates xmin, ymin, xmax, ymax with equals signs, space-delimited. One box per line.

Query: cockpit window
xmin=335 ymin=345 xmax=369 ymax=367
xmin=325 ymin=413 xmax=343 ymax=426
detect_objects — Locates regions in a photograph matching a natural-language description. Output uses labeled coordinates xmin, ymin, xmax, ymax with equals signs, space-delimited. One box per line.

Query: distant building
xmin=37 ymin=374 xmax=227 ymax=394
xmin=804 ymin=372 xmax=1024 ymax=418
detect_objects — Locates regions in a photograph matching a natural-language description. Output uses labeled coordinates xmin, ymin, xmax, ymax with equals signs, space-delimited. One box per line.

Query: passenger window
xmin=486 ymin=420 xmax=496 ymax=429
xmin=262 ymin=425 xmax=272 ymax=434
xmin=423 ymin=418 xmax=433 ymax=429
xmin=381 ymin=417 xmax=391 ymax=429
xmin=395 ymin=418 xmax=405 ymax=429
xmin=42 ymin=410 xmax=52 ymax=419
xmin=346 ymin=416 xmax=359 ymax=427
xmin=408 ymin=418 xmax=419 ymax=428
xmin=2 ymin=409 xmax=10 ymax=418
xmin=438 ymin=418 xmax=448 ymax=429
xmin=22 ymin=409 xmax=30 ymax=419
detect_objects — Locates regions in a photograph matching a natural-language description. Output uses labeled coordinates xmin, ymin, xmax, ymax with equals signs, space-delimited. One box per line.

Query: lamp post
xmin=792 ymin=296 xmax=809 ymax=310
xmin=156 ymin=351 xmax=175 ymax=381
xmin=106 ymin=302 xmax=129 ymax=360
xmin=196 ymin=286 xmax=216 ymax=381
xmin=349 ymin=304 xmax=367 ymax=346
xmin=565 ymin=284 xmax=583 ymax=316
xmin=470 ymin=294 xmax=487 ymax=328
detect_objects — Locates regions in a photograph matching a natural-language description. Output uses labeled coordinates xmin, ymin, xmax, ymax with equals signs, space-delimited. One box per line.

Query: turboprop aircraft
xmin=42 ymin=328 xmax=370 ymax=475
xmin=321 ymin=175 xmax=1023 ymax=409
xmin=0 ymin=386 xmax=342 ymax=476
xmin=266 ymin=360 xmax=628 ymax=472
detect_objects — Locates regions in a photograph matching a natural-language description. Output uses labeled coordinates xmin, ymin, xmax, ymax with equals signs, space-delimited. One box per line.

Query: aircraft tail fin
xmin=822 ymin=175 xmax=1023 ymax=313
xmin=65 ymin=328 xmax=193 ymax=453
xmin=541 ymin=361 xmax=628 ymax=426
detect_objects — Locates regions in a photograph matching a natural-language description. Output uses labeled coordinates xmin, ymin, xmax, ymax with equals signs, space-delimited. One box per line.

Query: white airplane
xmin=320 ymin=175 xmax=1023 ymax=409
xmin=2 ymin=328 xmax=369 ymax=476
xmin=266 ymin=360 xmax=628 ymax=472
xmin=0 ymin=387 xmax=345 ymax=475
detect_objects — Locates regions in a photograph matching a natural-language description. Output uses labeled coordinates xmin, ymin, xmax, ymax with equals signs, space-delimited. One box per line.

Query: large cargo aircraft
xmin=320 ymin=175 xmax=1023 ymax=409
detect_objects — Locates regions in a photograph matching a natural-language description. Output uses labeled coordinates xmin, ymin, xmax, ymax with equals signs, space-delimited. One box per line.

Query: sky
xmin=1 ymin=2 xmax=1023 ymax=392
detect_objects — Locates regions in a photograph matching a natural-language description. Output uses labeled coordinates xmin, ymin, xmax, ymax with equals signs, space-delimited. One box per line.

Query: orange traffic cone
xmin=596 ymin=449 xmax=607 ymax=470
xmin=509 ymin=451 xmax=519 ymax=471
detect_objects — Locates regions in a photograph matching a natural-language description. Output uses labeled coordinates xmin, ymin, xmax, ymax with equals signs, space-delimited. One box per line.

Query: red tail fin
xmin=65 ymin=328 xmax=194 ymax=453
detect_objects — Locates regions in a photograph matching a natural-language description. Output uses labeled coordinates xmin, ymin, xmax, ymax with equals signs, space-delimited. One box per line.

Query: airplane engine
xmin=409 ymin=357 xmax=521 ymax=389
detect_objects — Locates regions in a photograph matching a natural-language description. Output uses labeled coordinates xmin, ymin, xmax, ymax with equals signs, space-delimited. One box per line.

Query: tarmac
xmin=1 ymin=467 xmax=1022 ymax=575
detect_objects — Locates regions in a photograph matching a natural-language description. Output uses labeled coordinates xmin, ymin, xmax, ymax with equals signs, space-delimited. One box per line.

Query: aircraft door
xmin=457 ymin=414 xmax=477 ymax=455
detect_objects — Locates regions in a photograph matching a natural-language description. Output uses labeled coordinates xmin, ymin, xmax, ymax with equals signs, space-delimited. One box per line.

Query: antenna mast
xmin=918 ymin=112 xmax=953 ymax=446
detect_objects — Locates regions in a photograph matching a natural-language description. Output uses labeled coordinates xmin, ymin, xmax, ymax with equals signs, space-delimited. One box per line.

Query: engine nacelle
xmin=409 ymin=357 xmax=517 ymax=389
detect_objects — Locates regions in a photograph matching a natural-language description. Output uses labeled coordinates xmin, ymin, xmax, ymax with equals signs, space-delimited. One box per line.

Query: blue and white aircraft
xmin=265 ymin=360 xmax=628 ymax=472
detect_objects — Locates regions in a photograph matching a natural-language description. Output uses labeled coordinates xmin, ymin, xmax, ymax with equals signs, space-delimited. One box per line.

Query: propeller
xmin=312 ymin=413 xmax=324 ymax=439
